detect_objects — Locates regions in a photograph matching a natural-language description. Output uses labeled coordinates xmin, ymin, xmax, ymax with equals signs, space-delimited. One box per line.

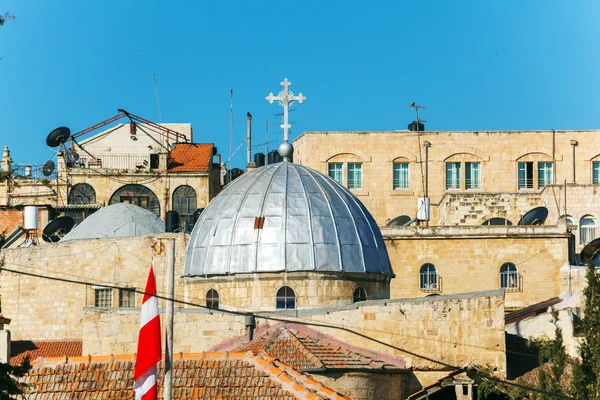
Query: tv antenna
xmin=409 ymin=103 xmax=427 ymax=201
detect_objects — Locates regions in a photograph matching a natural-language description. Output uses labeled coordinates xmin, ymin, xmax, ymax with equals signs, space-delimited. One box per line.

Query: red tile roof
xmin=20 ymin=352 xmax=352 ymax=400
xmin=10 ymin=340 xmax=82 ymax=366
xmin=168 ymin=143 xmax=214 ymax=172
xmin=235 ymin=325 xmax=406 ymax=371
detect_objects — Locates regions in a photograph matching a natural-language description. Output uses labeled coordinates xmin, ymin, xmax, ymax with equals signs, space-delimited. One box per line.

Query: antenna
xmin=409 ymin=103 xmax=427 ymax=198
xmin=153 ymin=73 xmax=163 ymax=145
xmin=229 ymin=89 xmax=233 ymax=183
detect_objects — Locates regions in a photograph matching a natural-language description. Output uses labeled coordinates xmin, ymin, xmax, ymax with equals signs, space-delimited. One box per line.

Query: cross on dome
xmin=265 ymin=78 xmax=306 ymax=145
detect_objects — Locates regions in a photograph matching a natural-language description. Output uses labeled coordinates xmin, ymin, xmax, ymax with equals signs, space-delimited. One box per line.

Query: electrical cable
xmin=0 ymin=266 xmax=581 ymax=399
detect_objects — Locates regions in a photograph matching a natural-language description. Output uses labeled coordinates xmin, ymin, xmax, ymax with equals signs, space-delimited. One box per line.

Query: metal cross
xmin=265 ymin=78 xmax=306 ymax=143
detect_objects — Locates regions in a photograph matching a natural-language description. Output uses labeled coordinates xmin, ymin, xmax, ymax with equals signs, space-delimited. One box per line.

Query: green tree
xmin=572 ymin=259 xmax=600 ymax=399
xmin=0 ymin=13 xmax=15 ymax=26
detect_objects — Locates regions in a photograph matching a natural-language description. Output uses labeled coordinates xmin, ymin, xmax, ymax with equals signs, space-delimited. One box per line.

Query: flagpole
xmin=163 ymin=239 xmax=175 ymax=400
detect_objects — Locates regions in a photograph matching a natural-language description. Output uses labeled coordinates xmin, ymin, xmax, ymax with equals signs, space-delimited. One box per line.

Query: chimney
xmin=246 ymin=112 xmax=256 ymax=170
xmin=0 ymin=315 xmax=11 ymax=364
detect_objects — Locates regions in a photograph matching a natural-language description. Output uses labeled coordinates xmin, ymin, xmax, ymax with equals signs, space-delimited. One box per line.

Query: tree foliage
xmin=0 ymin=13 xmax=15 ymax=26
xmin=571 ymin=260 xmax=600 ymax=399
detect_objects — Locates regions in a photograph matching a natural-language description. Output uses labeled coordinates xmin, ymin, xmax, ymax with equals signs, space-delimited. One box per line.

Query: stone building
xmin=293 ymin=129 xmax=600 ymax=250
xmin=0 ymin=120 xmax=220 ymax=242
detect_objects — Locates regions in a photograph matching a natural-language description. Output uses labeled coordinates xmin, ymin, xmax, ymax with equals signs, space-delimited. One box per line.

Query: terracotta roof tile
xmin=20 ymin=352 xmax=352 ymax=400
xmin=235 ymin=326 xmax=405 ymax=371
xmin=168 ymin=143 xmax=214 ymax=172
xmin=10 ymin=340 xmax=82 ymax=366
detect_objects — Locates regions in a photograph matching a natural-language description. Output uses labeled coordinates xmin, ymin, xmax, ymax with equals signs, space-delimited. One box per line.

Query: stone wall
xmin=80 ymin=290 xmax=506 ymax=376
xmin=310 ymin=372 xmax=407 ymax=400
xmin=184 ymin=272 xmax=390 ymax=311
xmin=0 ymin=233 xmax=188 ymax=341
xmin=294 ymin=130 xmax=600 ymax=226
xmin=383 ymin=225 xmax=570 ymax=310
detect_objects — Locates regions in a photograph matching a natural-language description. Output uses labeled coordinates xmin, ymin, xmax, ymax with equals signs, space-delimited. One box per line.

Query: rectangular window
xmin=593 ymin=162 xmax=600 ymax=184
xmin=465 ymin=162 xmax=480 ymax=189
xmin=518 ymin=162 xmax=534 ymax=189
xmin=119 ymin=289 xmax=136 ymax=308
xmin=538 ymin=162 xmax=553 ymax=188
xmin=94 ymin=289 xmax=112 ymax=308
xmin=445 ymin=162 xmax=461 ymax=190
xmin=328 ymin=163 xmax=343 ymax=185
xmin=393 ymin=162 xmax=410 ymax=189
xmin=348 ymin=163 xmax=363 ymax=189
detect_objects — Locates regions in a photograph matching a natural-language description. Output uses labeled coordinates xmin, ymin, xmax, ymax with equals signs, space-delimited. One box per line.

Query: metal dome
xmin=61 ymin=203 xmax=165 ymax=242
xmin=184 ymin=161 xmax=393 ymax=277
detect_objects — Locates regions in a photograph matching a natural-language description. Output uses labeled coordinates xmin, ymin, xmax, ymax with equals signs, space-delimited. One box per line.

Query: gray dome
xmin=61 ymin=203 xmax=165 ymax=242
xmin=184 ymin=161 xmax=393 ymax=276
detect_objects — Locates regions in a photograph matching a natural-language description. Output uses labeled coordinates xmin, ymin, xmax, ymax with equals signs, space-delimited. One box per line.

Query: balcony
xmin=70 ymin=154 xmax=161 ymax=172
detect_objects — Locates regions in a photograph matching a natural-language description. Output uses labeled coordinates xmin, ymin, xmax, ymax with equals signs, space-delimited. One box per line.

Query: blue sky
xmin=1 ymin=1 xmax=599 ymax=168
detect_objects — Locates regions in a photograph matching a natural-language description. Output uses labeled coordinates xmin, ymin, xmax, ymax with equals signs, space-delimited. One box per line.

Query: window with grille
xmin=276 ymin=286 xmax=296 ymax=310
xmin=465 ymin=162 xmax=480 ymax=189
xmin=119 ymin=289 xmax=136 ymax=308
xmin=420 ymin=263 xmax=438 ymax=291
xmin=393 ymin=162 xmax=409 ymax=189
xmin=353 ymin=286 xmax=367 ymax=303
xmin=538 ymin=162 xmax=553 ymax=188
xmin=518 ymin=162 xmax=534 ymax=189
xmin=445 ymin=162 xmax=461 ymax=190
xmin=206 ymin=289 xmax=220 ymax=310
xmin=109 ymin=184 xmax=160 ymax=216
xmin=94 ymin=289 xmax=112 ymax=308
xmin=68 ymin=183 xmax=96 ymax=205
xmin=328 ymin=163 xmax=343 ymax=185
xmin=348 ymin=163 xmax=363 ymax=189
xmin=593 ymin=162 xmax=600 ymax=184
xmin=500 ymin=262 xmax=519 ymax=290
xmin=172 ymin=185 xmax=198 ymax=232
xmin=580 ymin=216 xmax=597 ymax=246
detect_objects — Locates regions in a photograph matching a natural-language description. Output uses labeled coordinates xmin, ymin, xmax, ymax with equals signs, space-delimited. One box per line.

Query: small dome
xmin=61 ymin=203 xmax=164 ymax=242
xmin=184 ymin=161 xmax=393 ymax=276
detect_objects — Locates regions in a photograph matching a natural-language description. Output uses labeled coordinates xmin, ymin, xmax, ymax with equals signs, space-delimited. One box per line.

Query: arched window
xmin=206 ymin=289 xmax=219 ymax=310
xmin=172 ymin=185 xmax=197 ymax=232
xmin=420 ymin=263 xmax=438 ymax=291
xmin=559 ymin=214 xmax=574 ymax=225
xmin=353 ymin=286 xmax=367 ymax=303
xmin=275 ymin=286 xmax=296 ymax=310
xmin=580 ymin=216 xmax=597 ymax=245
xmin=68 ymin=183 xmax=96 ymax=205
xmin=500 ymin=262 xmax=519 ymax=290
xmin=109 ymin=184 xmax=160 ymax=216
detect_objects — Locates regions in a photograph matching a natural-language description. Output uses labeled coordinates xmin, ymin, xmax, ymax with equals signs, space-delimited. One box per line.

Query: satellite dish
xmin=46 ymin=127 xmax=71 ymax=147
xmin=42 ymin=160 xmax=55 ymax=177
xmin=42 ymin=216 xmax=75 ymax=243
xmin=518 ymin=207 xmax=548 ymax=226
xmin=482 ymin=217 xmax=513 ymax=226
xmin=387 ymin=215 xmax=412 ymax=227
xmin=581 ymin=238 xmax=600 ymax=266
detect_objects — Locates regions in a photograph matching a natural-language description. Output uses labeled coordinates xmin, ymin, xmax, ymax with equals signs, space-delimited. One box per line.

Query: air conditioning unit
xmin=417 ymin=197 xmax=430 ymax=221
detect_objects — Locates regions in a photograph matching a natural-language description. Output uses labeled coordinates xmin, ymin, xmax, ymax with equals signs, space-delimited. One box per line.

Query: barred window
xmin=500 ymin=262 xmax=519 ymax=290
xmin=420 ymin=263 xmax=438 ymax=291
xmin=94 ymin=289 xmax=112 ymax=308
xmin=353 ymin=286 xmax=367 ymax=303
xmin=206 ymin=289 xmax=220 ymax=310
xmin=348 ymin=163 xmax=363 ymax=189
xmin=276 ymin=286 xmax=296 ymax=310
xmin=172 ymin=185 xmax=197 ymax=232
xmin=445 ymin=162 xmax=461 ymax=190
xmin=119 ymin=289 xmax=136 ymax=308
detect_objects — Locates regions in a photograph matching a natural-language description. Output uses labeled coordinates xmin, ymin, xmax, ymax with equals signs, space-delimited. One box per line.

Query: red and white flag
xmin=134 ymin=258 xmax=161 ymax=400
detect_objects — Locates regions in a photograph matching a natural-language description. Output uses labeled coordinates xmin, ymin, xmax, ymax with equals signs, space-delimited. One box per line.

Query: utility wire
xmin=0 ymin=265 xmax=583 ymax=399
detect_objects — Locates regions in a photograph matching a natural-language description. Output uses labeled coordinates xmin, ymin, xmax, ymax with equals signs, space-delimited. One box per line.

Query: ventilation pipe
xmin=245 ymin=314 xmax=256 ymax=341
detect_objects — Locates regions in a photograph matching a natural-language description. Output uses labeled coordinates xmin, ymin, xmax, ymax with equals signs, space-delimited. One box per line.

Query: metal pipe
xmin=552 ymin=129 xmax=556 ymax=184
xmin=570 ymin=140 xmax=578 ymax=183
xmin=247 ymin=112 xmax=252 ymax=167
xmin=163 ymin=239 xmax=176 ymax=400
